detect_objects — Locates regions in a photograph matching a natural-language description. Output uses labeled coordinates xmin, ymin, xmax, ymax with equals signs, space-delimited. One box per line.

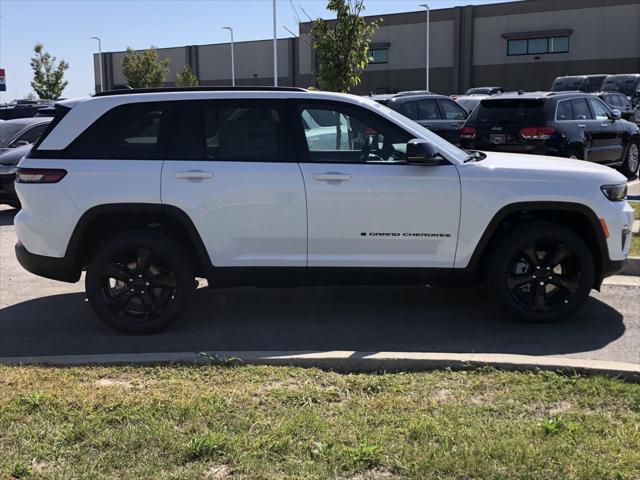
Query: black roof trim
xmin=94 ymin=86 xmax=307 ymax=97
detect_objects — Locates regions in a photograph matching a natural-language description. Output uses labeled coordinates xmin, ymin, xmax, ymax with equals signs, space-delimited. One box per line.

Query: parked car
xmin=460 ymin=91 xmax=640 ymax=178
xmin=464 ymin=87 xmax=504 ymax=96
xmin=373 ymin=93 xmax=468 ymax=144
xmin=601 ymin=74 xmax=640 ymax=124
xmin=0 ymin=99 xmax=53 ymax=120
xmin=0 ymin=144 xmax=33 ymax=208
xmin=454 ymin=95 xmax=489 ymax=114
xmin=0 ymin=117 xmax=52 ymax=155
xmin=13 ymin=87 xmax=633 ymax=333
xmin=550 ymin=75 xmax=609 ymax=93
xmin=594 ymin=91 xmax=636 ymax=122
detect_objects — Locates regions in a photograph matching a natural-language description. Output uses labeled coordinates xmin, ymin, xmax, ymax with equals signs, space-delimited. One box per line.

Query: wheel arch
xmin=466 ymin=202 xmax=608 ymax=288
xmin=65 ymin=203 xmax=214 ymax=278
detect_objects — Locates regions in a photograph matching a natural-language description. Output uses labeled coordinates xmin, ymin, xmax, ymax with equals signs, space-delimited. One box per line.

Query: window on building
xmin=507 ymin=36 xmax=569 ymax=56
xmin=368 ymin=48 xmax=389 ymax=64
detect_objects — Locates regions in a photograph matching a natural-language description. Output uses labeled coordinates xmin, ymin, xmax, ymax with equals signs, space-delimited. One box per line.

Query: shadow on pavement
xmin=0 ymin=208 xmax=17 ymax=227
xmin=0 ymin=284 xmax=625 ymax=358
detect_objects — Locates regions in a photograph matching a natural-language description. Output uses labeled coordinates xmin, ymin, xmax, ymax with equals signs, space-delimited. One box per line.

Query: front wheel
xmin=486 ymin=222 xmax=595 ymax=323
xmin=85 ymin=231 xmax=194 ymax=334
xmin=619 ymin=141 xmax=639 ymax=179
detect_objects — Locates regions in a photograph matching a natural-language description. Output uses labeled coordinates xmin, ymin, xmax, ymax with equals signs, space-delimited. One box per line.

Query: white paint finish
xmin=161 ymin=161 xmax=307 ymax=267
xmin=454 ymin=151 xmax=632 ymax=268
xmin=473 ymin=4 xmax=640 ymax=66
xmin=300 ymin=163 xmax=461 ymax=268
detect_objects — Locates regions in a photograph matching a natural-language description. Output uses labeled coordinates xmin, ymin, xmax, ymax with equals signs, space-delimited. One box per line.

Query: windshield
xmin=601 ymin=76 xmax=640 ymax=97
xmin=0 ymin=124 xmax=24 ymax=147
xmin=369 ymin=101 xmax=468 ymax=163
xmin=551 ymin=77 xmax=584 ymax=91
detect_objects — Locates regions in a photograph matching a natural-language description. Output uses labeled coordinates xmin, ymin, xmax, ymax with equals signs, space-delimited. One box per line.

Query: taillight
xmin=16 ymin=168 xmax=67 ymax=184
xmin=460 ymin=126 xmax=476 ymax=139
xmin=520 ymin=126 xmax=555 ymax=140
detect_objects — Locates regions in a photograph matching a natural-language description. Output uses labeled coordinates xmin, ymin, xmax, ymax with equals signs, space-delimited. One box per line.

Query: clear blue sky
xmin=0 ymin=0 xmax=517 ymax=100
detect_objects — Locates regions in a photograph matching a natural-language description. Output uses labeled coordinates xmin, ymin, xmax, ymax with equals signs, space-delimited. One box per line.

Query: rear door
xmin=161 ymin=100 xmax=307 ymax=267
xmin=569 ymin=98 xmax=601 ymax=162
xmin=294 ymin=100 xmax=461 ymax=269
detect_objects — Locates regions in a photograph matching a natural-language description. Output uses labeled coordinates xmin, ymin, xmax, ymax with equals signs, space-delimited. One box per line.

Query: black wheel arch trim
xmin=463 ymin=201 xmax=613 ymax=287
xmin=64 ymin=203 xmax=214 ymax=278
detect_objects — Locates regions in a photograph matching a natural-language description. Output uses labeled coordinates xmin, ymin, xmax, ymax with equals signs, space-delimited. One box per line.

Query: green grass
xmin=631 ymin=234 xmax=640 ymax=257
xmin=631 ymin=201 xmax=640 ymax=220
xmin=0 ymin=366 xmax=639 ymax=479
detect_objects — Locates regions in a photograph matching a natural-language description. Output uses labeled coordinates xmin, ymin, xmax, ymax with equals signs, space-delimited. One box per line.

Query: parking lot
xmin=1 ymin=205 xmax=638 ymax=365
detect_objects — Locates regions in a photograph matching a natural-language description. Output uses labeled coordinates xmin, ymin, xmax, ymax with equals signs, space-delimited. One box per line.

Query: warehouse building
xmin=94 ymin=0 xmax=640 ymax=95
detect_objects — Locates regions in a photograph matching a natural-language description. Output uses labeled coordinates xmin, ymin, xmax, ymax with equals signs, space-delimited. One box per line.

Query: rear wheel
xmin=619 ymin=141 xmax=639 ymax=179
xmin=85 ymin=231 xmax=194 ymax=334
xmin=568 ymin=146 xmax=584 ymax=160
xmin=487 ymin=222 xmax=594 ymax=323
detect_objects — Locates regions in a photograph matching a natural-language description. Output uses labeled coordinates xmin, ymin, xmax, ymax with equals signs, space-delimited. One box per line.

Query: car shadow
xmin=0 ymin=284 xmax=626 ymax=359
xmin=0 ymin=207 xmax=17 ymax=226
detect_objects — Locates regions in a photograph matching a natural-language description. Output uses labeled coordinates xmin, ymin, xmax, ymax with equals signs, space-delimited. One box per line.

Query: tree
xmin=175 ymin=65 xmax=199 ymax=87
xmin=121 ymin=47 xmax=170 ymax=88
xmin=310 ymin=0 xmax=380 ymax=93
xmin=30 ymin=43 xmax=69 ymax=100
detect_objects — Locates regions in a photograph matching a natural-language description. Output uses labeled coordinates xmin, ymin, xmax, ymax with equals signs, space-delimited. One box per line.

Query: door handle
xmin=312 ymin=173 xmax=351 ymax=182
xmin=600 ymin=123 xmax=609 ymax=127
xmin=174 ymin=170 xmax=213 ymax=180
xmin=577 ymin=124 xmax=586 ymax=128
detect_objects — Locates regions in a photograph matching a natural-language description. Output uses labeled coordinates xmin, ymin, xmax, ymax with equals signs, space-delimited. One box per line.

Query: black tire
xmin=619 ymin=140 xmax=639 ymax=179
xmin=85 ymin=231 xmax=194 ymax=334
xmin=486 ymin=222 xmax=595 ymax=323
xmin=568 ymin=146 xmax=584 ymax=160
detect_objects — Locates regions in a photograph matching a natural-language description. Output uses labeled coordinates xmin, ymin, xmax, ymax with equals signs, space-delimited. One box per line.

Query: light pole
xmin=273 ymin=0 xmax=278 ymax=86
xmin=90 ymin=36 xmax=104 ymax=93
xmin=222 ymin=27 xmax=235 ymax=86
xmin=419 ymin=4 xmax=430 ymax=92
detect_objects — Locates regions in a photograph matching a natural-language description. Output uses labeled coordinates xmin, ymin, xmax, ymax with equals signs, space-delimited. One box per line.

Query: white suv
xmin=13 ymin=87 xmax=634 ymax=333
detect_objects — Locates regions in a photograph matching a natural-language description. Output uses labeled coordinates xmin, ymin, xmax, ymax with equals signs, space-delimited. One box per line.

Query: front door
xmin=161 ymin=100 xmax=307 ymax=267
xmin=587 ymin=97 xmax=625 ymax=163
xmin=294 ymin=101 xmax=461 ymax=269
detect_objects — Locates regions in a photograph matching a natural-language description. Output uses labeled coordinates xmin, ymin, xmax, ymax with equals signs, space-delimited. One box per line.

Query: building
xmin=94 ymin=0 xmax=640 ymax=95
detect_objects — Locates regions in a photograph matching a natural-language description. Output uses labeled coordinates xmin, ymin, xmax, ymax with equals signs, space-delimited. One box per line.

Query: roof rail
xmin=94 ymin=86 xmax=308 ymax=97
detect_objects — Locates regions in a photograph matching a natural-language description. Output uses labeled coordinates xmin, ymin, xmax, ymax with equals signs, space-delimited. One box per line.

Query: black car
xmin=594 ymin=91 xmax=636 ymax=122
xmin=372 ymin=93 xmax=468 ymax=145
xmin=464 ymin=86 xmax=504 ymax=95
xmin=0 ymin=99 xmax=53 ymax=120
xmin=550 ymin=75 xmax=608 ymax=93
xmin=460 ymin=92 xmax=640 ymax=178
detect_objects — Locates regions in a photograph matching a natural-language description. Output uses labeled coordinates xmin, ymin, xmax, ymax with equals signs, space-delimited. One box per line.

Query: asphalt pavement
xmin=1 ymin=206 xmax=638 ymax=365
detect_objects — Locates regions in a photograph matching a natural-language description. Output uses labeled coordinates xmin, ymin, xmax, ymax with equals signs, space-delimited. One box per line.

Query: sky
xmin=0 ymin=0 xmax=517 ymax=100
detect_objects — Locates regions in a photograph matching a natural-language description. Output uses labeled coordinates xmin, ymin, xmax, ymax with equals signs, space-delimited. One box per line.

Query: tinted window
xmin=527 ymin=38 xmax=548 ymax=54
xmin=203 ymin=105 xmax=284 ymax=162
xmin=439 ymin=100 xmax=467 ymax=120
xmin=68 ymin=103 xmax=168 ymax=159
xmin=470 ymin=99 xmax=545 ymax=124
xmin=299 ymin=104 xmax=412 ymax=164
xmin=556 ymin=100 xmax=573 ymax=120
xmin=571 ymin=98 xmax=593 ymax=120
xmin=398 ymin=101 xmax=418 ymax=120
xmin=0 ymin=124 xmax=25 ymax=147
xmin=417 ymin=100 xmax=440 ymax=120
xmin=549 ymin=36 xmax=569 ymax=53
xmin=601 ymin=75 xmax=640 ymax=97
xmin=507 ymin=39 xmax=527 ymax=55
xmin=588 ymin=98 xmax=610 ymax=121
xmin=15 ymin=123 xmax=48 ymax=145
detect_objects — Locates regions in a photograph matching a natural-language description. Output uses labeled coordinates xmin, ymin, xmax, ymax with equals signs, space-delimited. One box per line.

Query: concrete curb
xmin=1 ymin=351 xmax=638 ymax=381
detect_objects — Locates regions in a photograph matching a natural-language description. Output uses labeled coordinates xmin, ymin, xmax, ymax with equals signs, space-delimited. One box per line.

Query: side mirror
xmin=10 ymin=140 xmax=30 ymax=148
xmin=406 ymin=139 xmax=443 ymax=166
xmin=610 ymin=109 xmax=622 ymax=121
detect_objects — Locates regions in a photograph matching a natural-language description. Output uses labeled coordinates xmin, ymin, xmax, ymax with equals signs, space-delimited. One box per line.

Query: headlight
xmin=600 ymin=184 xmax=627 ymax=202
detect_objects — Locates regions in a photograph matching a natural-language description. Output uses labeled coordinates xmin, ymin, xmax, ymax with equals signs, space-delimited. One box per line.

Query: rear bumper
xmin=15 ymin=242 xmax=81 ymax=283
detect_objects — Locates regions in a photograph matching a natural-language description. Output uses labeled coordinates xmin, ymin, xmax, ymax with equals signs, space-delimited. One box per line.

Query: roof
xmin=93 ymin=86 xmax=307 ymax=97
xmin=487 ymin=91 xmax=590 ymax=101
xmin=0 ymin=117 xmax=52 ymax=127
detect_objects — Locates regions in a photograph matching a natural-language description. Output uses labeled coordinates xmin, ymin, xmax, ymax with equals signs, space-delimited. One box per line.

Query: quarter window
xmin=507 ymin=36 xmax=569 ymax=56
xmin=67 ymin=103 xmax=168 ymax=159
xmin=298 ymin=104 xmax=411 ymax=164
xmin=556 ymin=100 xmax=573 ymax=121
xmin=14 ymin=123 xmax=48 ymax=145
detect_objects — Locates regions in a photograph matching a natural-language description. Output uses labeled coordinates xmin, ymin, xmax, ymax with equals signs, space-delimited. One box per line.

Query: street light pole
xmin=90 ymin=36 xmax=104 ymax=93
xmin=223 ymin=27 xmax=235 ymax=86
xmin=419 ymin=4 xmax=430 ymax=92
xmin=273 ymin=0 xmax=278 ymax=86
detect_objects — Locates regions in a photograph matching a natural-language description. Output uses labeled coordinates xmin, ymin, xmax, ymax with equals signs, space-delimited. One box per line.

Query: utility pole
xmin=223 ymin=27 xmax=235 ymax=86
xmin=419 ymin=4 xmax=430 ymax=92
xmin=90 ymin=37 xmax=104 ymax=93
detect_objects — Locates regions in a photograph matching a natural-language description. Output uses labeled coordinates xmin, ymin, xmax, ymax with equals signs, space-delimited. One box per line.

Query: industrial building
xmin=93 ymin=0 xmax=640 ymax=95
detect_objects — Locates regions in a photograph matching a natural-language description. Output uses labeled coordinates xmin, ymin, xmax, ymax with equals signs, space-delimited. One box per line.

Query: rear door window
xmin=417 ymin=100 xmax=440 ymax=120
xmin=570 ymin=98 xmax=593 ymax=120
xmin=398 ymin=101 xmax=418 ymax=120
xmin=67 ymin=103 xmax=169 ymax=159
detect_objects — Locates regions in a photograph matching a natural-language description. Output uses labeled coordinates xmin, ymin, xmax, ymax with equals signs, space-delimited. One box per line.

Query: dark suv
xmin=594 ymin=92 xmax=636 ymax=123
xmin=372 ymin=93 xmax=468 ymax=145
xmin=460 ymin=92 xmax=640 ymax=178
xmin=550 ymin=75 xmax=608 ymax=93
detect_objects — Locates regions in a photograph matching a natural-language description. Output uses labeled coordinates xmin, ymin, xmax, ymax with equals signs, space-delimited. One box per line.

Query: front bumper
xmin=15 ymin=242 xmax=81 ymax=283
xmin=0 ymin=165 xmax=19 ymax=206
